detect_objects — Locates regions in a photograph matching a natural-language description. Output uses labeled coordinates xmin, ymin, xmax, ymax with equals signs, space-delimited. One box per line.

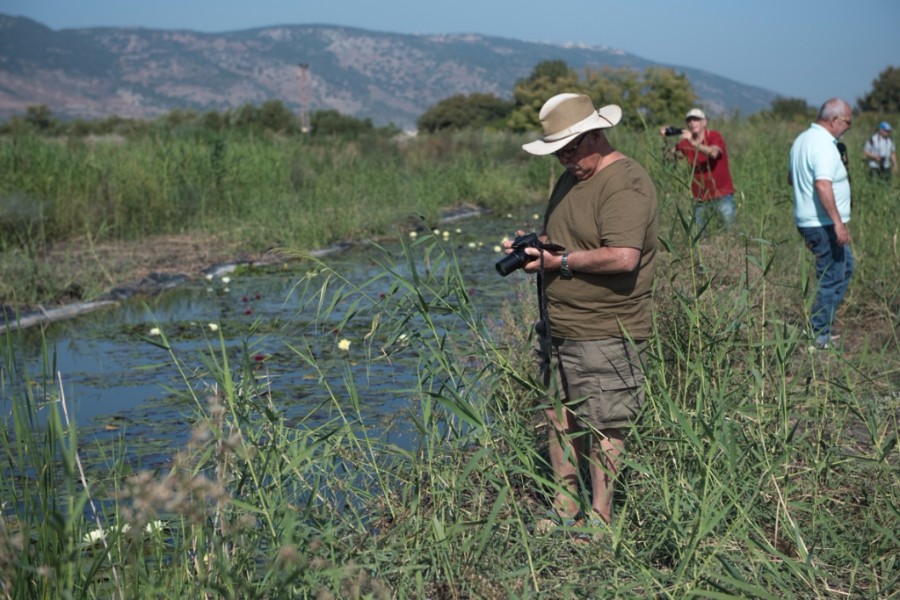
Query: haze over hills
xmin=0 ymin=14 xmax=779 ymax=128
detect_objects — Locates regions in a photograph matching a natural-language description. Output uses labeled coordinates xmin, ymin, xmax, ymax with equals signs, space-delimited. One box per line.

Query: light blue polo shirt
xmin=789 ymin=123 xmax=851 ymax=227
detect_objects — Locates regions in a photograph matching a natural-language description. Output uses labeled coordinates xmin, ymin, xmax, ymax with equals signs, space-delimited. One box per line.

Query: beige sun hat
xmin=522 ymin=93 xmax=623 ymax=156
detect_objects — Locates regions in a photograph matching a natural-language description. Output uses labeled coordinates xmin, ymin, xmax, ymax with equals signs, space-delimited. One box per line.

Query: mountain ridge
xmin=0 ymin=14 xmax=779 ymax=128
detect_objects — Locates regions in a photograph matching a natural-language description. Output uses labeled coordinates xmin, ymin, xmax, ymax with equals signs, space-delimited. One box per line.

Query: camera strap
xmin=536 ymin=255 xmax=553 ymax=375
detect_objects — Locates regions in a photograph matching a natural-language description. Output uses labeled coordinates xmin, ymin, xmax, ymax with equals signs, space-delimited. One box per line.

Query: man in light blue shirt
xmin=788 ymin=98 xmax=855 ymax=349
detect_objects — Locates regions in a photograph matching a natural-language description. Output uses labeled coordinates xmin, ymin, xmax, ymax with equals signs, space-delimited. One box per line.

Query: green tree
xmin=858 ymin=65 xmax=900 ymax=113
xmin=159 ymin=108 xmax=200 ymax=130
xmin=417 ymin=93 xmax=513 ymax=133
xmin=507 ymin=60 xmax=581 ymax=132
xmin=258 ymin=100 xmax=298 ymax=133
xmin=768 ymin=96 xmax=815 ymax=122
xmin=200 ymin=110 xmax=227 ymax=132
xmin=231 ymin=103 xmax=261 ymax=131
xmin=634 ymin=67 xmax=696 ymax=127
xmin=24 ymin=105 xmax=57 ymax=132
xmin=509 ymin=61 xmax=696 ymax=133
xmin=310 ymin=109 xmax=375 ymax=137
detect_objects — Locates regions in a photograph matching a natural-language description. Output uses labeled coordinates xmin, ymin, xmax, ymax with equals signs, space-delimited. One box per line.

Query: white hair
xmin=818 ymin=98 xmax=851 ymax=121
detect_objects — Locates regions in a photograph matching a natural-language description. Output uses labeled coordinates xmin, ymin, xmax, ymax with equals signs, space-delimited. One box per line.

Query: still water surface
xmin=4 ymin=211 xmax=542 ymax=464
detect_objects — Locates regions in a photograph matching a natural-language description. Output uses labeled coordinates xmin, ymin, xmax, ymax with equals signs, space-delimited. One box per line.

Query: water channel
xmin=3 ymin=209 xmax=543 ymax=467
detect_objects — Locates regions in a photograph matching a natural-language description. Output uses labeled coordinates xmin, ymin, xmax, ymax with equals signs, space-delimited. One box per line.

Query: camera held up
xmin=663 ymin=126 xmax=683 ymax=137
xmin=495 ymin=232 xmax=565 ymax=277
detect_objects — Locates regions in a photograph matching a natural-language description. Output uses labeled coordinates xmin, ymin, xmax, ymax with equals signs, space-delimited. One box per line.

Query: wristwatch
xmin=559 ymin=253 xmax=573 ymax=279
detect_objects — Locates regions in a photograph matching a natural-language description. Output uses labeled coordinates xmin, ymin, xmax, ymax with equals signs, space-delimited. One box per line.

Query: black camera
xmin=663 ymin=126 xmax=683 ymax=136
xmin=495 ymin=232 xmax=564 ymax=277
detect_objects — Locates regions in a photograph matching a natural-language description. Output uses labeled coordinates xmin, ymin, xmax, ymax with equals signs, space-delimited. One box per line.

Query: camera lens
xmin=495 ymin=249 xmax=526 ymax=277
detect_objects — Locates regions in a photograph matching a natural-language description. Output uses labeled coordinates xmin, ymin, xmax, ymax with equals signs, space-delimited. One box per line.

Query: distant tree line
xmin=0 ymin=100 xmax=399 ymax=138
xmin=3 ymin=63 xmax=897 ymax=137
xmin=753 ymin=65 xmax=900 ymax=124
xmin=417 ymin=60 xmax=698 ymax=133
xmin=417 ymin=60 xmax=900 ymax=133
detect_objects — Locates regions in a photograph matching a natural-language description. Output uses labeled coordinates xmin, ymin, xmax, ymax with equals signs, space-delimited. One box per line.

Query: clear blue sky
xmin=3 ymin=0 xmax=898 ymax=110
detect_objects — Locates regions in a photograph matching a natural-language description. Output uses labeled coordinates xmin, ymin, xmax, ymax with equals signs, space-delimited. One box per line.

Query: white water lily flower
xmin=532 ymin=213 xmax=540 ymax=220
xmin=221 ymin=276 xmax=231 ymax=284
xmin=205 ymin=273 xmax=214 ymax=281
xmin=493 ymin=245 xmax=502 ymax=253
xmin=409 ymin=230 xmax=418 ymax=238
xmin=338 ymin=339 xmax=351 ymax=351
xmin=455 ymin=228 xmax=462 ymax=234
xmin=432 ymin=228 xmax=440 ymax=235
xmin=82 ymin=528 xmax=106 ymax=544
xmin=208 ymin=323 xmax=219 ymax=332
xmin=149 ymin=327 xmax=161 ymax=336
xmin=467 ymin=242 xmax=476 ymax=248
xmin=82 ymin=520 xmax=162 ymax=544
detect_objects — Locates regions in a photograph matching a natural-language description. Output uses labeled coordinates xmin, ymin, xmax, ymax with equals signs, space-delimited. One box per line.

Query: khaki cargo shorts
xmin=538 ymin=334 xmax=647 ymax=431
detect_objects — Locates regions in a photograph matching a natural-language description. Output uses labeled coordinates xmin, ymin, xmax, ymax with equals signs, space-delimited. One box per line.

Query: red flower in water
xmin=244 ymin=308 xmax=253 ymax=315
xmin=254 ymin=354 xmax=265 ymax=362
xmin=242 ymin=295 xmax=249 ymax=303
xmin=255 ymin=292 xmax=262 ymax=300
xmin=379 ymin=292 xmax=386 ymax=299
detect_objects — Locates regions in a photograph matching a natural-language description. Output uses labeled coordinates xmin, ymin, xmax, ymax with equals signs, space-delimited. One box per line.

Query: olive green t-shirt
xmin=543 ymin=157 xmax=658 ymax=340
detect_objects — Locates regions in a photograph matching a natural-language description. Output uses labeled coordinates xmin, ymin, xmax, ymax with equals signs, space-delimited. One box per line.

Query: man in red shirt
xmin=661 ymin=108 xmax=736 ymax=230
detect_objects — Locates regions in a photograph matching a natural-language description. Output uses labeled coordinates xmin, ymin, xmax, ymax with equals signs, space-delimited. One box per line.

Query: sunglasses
xmin=553 ymin=132 xmax=589 ymax=157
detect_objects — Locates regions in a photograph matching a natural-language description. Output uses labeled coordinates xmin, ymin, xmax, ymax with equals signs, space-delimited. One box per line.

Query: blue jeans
xmin=694 ymin=194 xmax=736 ymax=229
xmin=798 ymin=225 xmax=855 ymax=340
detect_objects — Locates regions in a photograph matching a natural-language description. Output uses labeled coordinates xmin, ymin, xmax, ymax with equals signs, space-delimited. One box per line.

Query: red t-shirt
xmin=676 ymin=130 xmax=735 ymax=201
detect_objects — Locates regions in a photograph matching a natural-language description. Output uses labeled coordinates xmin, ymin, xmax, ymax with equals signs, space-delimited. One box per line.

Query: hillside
xmin=0 ymin=14 xmax=778 ymax=128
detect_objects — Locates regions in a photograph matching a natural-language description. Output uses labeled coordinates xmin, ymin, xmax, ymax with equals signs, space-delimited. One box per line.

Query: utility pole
xmin=298 ymin=63 xmax=311 ymax=134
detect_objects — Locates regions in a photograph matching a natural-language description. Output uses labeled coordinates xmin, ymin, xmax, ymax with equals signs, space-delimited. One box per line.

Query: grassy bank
xmin=0 ymin=129 xmax=547 ymax=308
xmin=1 ymin=120 xmax=898 ymax=597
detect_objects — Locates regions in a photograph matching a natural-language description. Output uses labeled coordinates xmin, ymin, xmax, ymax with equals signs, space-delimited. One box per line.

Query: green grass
xmin=1 ymin=120 xmax=898 ymax=597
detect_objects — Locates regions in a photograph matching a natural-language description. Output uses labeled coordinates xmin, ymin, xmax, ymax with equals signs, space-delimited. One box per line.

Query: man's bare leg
xmin=588 ymin=427 xmax=623 ymax=525
xmin=544 ymin=404 xmax=584 ymax=518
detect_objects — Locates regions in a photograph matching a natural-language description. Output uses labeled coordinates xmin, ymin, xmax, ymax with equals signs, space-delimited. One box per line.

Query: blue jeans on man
xmin=798 ymin=224 xmax=855 ymax=347
xmin=693 ymin=194 xmax=736 ymax=230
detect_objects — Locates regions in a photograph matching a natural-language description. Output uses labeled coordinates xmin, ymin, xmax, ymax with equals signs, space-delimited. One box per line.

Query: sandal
xmin=532 ymin=509 xmax=581 ymax=535
xmin=573 ymin=515 xmax=609 ymax=544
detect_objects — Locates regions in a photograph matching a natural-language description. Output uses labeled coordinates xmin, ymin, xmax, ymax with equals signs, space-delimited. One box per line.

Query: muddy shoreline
xmin=1 ymin=206 xmax=486 ymax=333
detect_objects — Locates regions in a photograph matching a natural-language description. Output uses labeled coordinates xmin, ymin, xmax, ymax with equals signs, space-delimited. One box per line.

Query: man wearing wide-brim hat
xmin=503 ymin=93 xmax=658 ymax=536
